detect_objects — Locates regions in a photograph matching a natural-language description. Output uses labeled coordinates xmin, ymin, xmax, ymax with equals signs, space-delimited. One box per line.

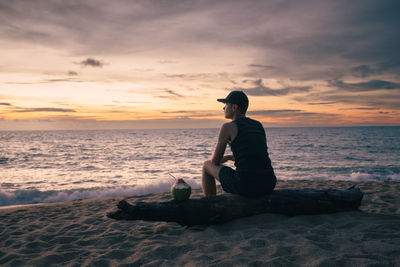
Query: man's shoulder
xmin=248 ymin=117 xmax=265 ymax=127
xmin=221 ymin=121 xmax=237 ymax=131
xmin=236 ymin=117 xmax=263 ymax=128
xmin=220 ymin=122 xmax=238 ymax=141
xmin=246 ymin=117 xmax=262 ymax=124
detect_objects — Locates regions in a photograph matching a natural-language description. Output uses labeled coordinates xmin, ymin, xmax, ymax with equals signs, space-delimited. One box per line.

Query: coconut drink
xmin=171 ymin=178 xmax=191 ymax=201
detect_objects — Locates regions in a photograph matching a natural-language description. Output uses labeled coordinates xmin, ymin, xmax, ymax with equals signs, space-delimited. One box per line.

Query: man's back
xmin=230 ymin=117 xmax=273 ymax=172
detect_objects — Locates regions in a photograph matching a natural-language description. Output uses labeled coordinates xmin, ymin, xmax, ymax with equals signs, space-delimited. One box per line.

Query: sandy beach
xmin=1 ymin=180 xmax=400 ymax=266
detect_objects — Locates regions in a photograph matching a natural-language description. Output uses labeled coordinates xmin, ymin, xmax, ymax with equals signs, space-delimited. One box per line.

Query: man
xmin=202 ymin=90 xmax=276 ymax=197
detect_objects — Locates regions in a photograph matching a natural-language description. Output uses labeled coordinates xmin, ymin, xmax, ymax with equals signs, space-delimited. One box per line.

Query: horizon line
xmin=1 ymin=125 xmax=399 ymax=132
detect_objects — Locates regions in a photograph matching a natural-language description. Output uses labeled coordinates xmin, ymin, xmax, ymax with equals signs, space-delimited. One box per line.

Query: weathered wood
xmin=107 ymin=187 xmax=363 ymax=226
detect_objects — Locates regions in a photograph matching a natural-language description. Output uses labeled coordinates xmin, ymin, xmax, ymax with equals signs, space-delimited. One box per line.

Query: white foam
xmin=347 ymin=172 xmax=400 ymax=182
xmin=277 ymin=172 xmax=400 ymax=182
xmin=348 ymin=172 xmax=376 ymax=181
xmin=387 ymin=173 xmax=400 ymax=181
xmin=0 ymin=179 xmax=201 ymax=207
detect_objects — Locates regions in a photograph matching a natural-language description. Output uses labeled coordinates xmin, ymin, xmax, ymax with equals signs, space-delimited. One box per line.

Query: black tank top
xmin=230 ymin=117 xmax=275 ymax=179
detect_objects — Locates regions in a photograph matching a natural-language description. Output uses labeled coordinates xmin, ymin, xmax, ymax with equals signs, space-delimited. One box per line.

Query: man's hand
xmin=221 ymin=155 xmax=235 ymax=163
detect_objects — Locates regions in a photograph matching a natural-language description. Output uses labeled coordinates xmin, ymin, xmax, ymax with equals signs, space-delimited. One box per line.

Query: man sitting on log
xmin=202 ymin=90 xmax=277 ymax=197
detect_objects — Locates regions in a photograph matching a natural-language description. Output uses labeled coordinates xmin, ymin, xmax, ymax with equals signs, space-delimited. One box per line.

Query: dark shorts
xmin=219 ymin=166 xmax=276 ymax=197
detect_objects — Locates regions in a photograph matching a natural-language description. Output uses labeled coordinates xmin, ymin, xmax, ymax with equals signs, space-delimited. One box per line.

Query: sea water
xmin=1 ymin=126 xmax=399 ymax=207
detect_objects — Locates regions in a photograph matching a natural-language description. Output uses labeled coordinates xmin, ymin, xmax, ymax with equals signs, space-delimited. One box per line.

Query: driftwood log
xmin=107 ymin=187 xmax=363 ymax=226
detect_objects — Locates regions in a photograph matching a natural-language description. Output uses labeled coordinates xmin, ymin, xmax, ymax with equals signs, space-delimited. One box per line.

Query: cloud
xmin=37 ymin=119 xmax=55 ymax=122
xmin=235 ymin=79 xmax=311 ymax=96
xmin=3 ymin=81 xmax=35 ymax=85
xmin=68 ymin=71 xmax=78 ymax=76
xmin=164 ymin=73 xmax=221 ymax=80
xmin=248 ymin=109 xmax=301 ymax=116
xmin=161 ymin=110 xmax=218 ymax=117
xmin=13 ymin=108 xmax=76 ymax=113
xmin=41 ymin=78 xmax=73 ymax=83
xmin=134 ymin=68 xmax=153 ymax=72
xmin=3 ymin=77 xmax=87 ymax=85
xmin=0 ymin=117 xmax=226 ymax=131
xmin=248 ymin=64 xmax=276 ymax=70
xmin=164 ymin=89 xmax=183 ymax=98
xmin=155 ymin=89 xmax=185 ymax=99
xmin=294 ymin=91 xmax=400 ymax=109
xmin=161 ymin=110 xmax=193 ymax=114
xmin=340 ymin=107 xmax=380 ymax=110
xmin=241 ymin=1 xmax=400 ymax=80
xmin=350 ymin=65 xmax=376 ymax=78
xmin=248 ymin=109 xmax=325 ymax=117
xmin=1 ymin=0 xmax=399 ymax=80
xmin=164 ymin=74 xmax=195 ymax=79
xmin=159 ymin=60 xmax=177 ymax=64
xmin=80 ymin=58 xmax=104 ymax=67
xmin=0 ymin=102 xmax=12 ymax=106
xmin=1 ymin=0 xmax=399 ymax=123
xmin=307 ymin=102 xmax=336 ymax=105
xmin=247 ymin=109 xmax=339 ymax=123
xmin=328 ymin=79 xmax=400 ymax=92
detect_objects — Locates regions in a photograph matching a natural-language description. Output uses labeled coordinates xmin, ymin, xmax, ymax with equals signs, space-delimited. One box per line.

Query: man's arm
xmin=211 ymin=122 xmax=236 ymax=165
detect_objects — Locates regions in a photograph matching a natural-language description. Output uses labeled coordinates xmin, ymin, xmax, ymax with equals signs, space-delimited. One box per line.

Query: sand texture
xmin=1 ymin=180 xmax=400 ymax=266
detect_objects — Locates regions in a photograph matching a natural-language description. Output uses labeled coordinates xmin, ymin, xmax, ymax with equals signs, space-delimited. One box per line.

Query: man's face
xmin=223 ymin=103 xmax=234 ymax=119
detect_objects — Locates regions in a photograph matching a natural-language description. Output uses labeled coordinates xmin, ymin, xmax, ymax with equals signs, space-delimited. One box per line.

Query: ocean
xmin=1 ymin=126 xmax=399 ymax=207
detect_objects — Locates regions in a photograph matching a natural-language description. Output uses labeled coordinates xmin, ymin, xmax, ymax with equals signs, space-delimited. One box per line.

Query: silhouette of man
xmin=202 ymin=91 xmax=276 ymax=196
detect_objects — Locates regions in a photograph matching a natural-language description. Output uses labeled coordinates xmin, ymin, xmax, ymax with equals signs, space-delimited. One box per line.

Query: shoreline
xmin=1 ymin=180 xmax=399 ymax=213
xmin=1 ymin=179 xmax=400 ymax=211
xmin=1 ymin=180 xmax=400 ymax=266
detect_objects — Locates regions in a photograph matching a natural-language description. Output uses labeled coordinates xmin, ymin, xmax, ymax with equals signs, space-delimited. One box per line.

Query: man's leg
xmin=202 ymin=160 xmax=222 ymax=196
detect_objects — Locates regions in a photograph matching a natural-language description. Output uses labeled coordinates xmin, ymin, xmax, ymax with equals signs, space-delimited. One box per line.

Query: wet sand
xmin=1 ymin=180 xmax=400 ymax=266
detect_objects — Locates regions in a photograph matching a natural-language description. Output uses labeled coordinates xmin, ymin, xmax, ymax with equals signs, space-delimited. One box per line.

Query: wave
xmin=347 ymin=172 xmax=400 ymax=182
xmin=0 ymin=179 xmax=201 ymax=207
xmin=277 ymin=172 xmax=400 ymax=182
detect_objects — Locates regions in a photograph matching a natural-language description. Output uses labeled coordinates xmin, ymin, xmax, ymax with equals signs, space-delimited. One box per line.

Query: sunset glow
xmin=1 ymin=1 xmax=399 ymax=130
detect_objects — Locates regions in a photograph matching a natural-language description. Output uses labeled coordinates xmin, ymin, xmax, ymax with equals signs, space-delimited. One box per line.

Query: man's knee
xmin=202 ymin=160 xmax=221 ymax=180
xmin=202 ymin=160 xmax=211 ymax=170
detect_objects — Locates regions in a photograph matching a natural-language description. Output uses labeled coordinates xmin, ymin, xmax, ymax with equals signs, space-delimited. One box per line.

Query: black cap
xmin=217 ymin=91 xmax=249 ymax=111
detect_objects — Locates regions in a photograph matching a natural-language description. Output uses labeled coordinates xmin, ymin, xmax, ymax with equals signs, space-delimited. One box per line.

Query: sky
xmin=1 ymin=0 xmax=399 ymax=130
